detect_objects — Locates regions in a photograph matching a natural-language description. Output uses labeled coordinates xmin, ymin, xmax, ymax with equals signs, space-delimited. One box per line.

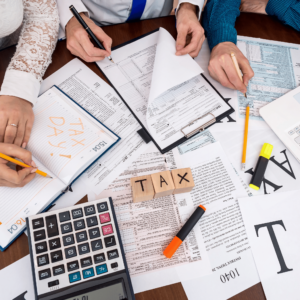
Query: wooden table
xmin=1 ymin=12 xmax=300 ymax=300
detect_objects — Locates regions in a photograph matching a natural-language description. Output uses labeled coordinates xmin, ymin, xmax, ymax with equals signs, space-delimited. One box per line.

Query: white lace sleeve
xmin=0 ymin=0 xmax=59 ymax=105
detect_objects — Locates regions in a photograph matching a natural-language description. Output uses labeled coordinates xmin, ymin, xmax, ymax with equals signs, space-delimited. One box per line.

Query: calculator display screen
xmin=63 ymin=281 xmax=127 ymax=300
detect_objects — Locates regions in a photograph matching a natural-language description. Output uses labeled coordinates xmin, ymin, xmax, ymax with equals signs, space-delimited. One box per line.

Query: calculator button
xmin=63 ymin=234 xmax=75 ymax=246
xmin=84 ymin=205 xmax=96 ymax=216
xmin=76 ymin=231 xmax=88 ymax=243
xmin=104 ymin=236 xmax=116 ymax=248
xmin=65 ymin=246 xmax=77 ymax=259
xmin=102 ymin=224 xmax=113 ymax=236
xmin=37 ymin=254 xmax=49 ymax=267
xmin=51 ymin=250 xmax=63 ymax=263
xmin=48 ymin=280 xmax=59 ymax=287
xmin=74 ymin=219 xmax=85 ymax=231
xmin=67 ymin=261 xmax=79 ymax=272
xmin=78 ymin=243 xmax=90 ymax=255
xmin=82 ymin=267 xmax=95 ymax=279
xmin=111 ymin=262 xmax=118 ymax=269
xmin=69 ymin=272 xmax=81 ymax=283
xmin=99 ymin=213 xmax=111 ymax=224
xmin=39 ymin=269 xmax=51 ymax=280
xmin=95 ymin=264 xmax=108 ymax=275
xmin=32 ymin=218 xmax=44 ymax=229
xmin=91 ymin=239 xmax=103 ymax=252
xmin=49 ymin=238 xmax=61 ymax=250
xmin=86 ymin=216 xmax=98 ymax=227
xmin=45 ymin=215 xmax=59 ymax=238
xmin=97 ymin=202 xmax=108 ymax=213
xmin=61 ymin=222 xmax=72 ymax=234
xmin=34 ymin=229 xmax=46 ymax=241
xmin=72 ymin=208 xmax=83 ymax=219
xmin=59 ymin=211 xmax=70 ymax=223
xmin=107 ymin=249 xmax=119 ymax=260
xmin=94 ymin=253 xmax=106 ymax=264
xmin=35 ymin=242 xmax=47 ymax=254
xmin=81 ymin=257 xmax=92 ymax=268
xmin=88 ymin=228 xmax=100 ymax=240
xmin=53 ymin=265 xmax=65 ymax=276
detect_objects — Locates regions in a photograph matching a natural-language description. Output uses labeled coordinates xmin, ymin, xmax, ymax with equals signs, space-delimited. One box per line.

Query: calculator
xmin=26 ymin=197 xmax=135 ymax=300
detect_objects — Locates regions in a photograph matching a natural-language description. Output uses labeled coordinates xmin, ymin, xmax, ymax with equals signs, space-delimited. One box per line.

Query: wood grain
xmin=1 ymin=12 xmax=300 ymax=300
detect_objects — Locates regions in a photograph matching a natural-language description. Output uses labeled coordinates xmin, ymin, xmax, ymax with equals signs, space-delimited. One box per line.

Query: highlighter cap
xmin=260 ymin=143 xmax=273 ymax=159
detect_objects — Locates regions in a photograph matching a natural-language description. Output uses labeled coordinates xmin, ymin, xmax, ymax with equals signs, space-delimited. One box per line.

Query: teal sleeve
xmin=202 ymin=0 xmax=241 ymax=51
xmin=266 ymin=0 xmax=300 ymax=32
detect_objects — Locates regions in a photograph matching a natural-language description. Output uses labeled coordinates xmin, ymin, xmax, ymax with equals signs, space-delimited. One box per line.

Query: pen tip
xmin=245 ymin=93 xmax=247 ymax=98
xmin=111 ymin=59 xmax=115 ymax=63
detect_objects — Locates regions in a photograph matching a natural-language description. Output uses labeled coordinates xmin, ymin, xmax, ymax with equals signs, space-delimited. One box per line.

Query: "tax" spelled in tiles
xmin=131 ymin=175 xmax=155 ymax=203
xmin=171 ymin=168 xmax=195 ymax=194
xmin=151 ymin=171 xmax=175 ymax=198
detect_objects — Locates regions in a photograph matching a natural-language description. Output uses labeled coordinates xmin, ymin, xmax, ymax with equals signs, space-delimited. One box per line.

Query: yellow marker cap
xmin=249 ymin=184 xmax=260 ymax=190
xmin=259 ymin=143 xmax=273 ymax=160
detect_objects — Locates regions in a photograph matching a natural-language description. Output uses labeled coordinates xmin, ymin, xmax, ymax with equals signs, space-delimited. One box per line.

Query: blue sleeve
xmin=202 ymin=0 xmax=241 ymax=51
xmin=266 ymin=0 xmax=300 ymax=31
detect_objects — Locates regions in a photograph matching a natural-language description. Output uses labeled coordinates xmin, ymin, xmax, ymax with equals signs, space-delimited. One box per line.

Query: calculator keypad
xmin=28 ymin=198 xmax=125 ymax=295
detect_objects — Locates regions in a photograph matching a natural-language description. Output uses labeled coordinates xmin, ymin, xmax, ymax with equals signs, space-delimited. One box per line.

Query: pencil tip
xmin=245 ymin=93 xmax=247 ymax=98
xmin=46 ymin=175 xmax=53 ymax=178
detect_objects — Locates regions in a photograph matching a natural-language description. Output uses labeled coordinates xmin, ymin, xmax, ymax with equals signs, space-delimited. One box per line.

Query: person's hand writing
xmin=66 ymin=13 xmax=112 ymax=62
xmin=0 ymin=143 xmax=37 ymax=187
xmin=0 ymin=95 xmax=34 ymax=148
xmin=240 ymin=0 xmax=268 ymax=14
xmin=208 ymin=42 xmax=254 ymax=93
xmin=176 ymin=3 xmax=205 ymax=57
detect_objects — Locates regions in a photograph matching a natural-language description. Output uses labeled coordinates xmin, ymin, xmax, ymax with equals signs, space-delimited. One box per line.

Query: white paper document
xmin=88 ymin=143 xmax=212 ymax=293
xmin=0 ymin=255 xmax=34 ymax=300
xmin=239 ymin=190 xmax=300 ymax=300
xmin=97 ymin=28 xmax=232 ymax=150
xmin=40 ymin=58 xmax=148 ymax=194
xmin=236 ymin=36 xmax=300 ymax=126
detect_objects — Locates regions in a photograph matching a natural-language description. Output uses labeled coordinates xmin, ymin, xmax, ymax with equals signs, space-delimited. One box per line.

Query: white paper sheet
xmin=239 ymin=190 xmax=300 ymax=300
xmin=97 ymin=28 xmax=231 ymax=149
xmin=40 ymin=58 xmax=148 ymax=195
xmin=236 ymin=36 xmax=300 ymax=128
xmin=88 ymin=143 xmax=212 ymax=293
xmin=0 ymin=255 xmax=34 ymax=300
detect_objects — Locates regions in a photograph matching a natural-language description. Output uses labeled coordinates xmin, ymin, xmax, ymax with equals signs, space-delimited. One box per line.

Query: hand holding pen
xmin=66 ymin=6 xmax=114 ymax=63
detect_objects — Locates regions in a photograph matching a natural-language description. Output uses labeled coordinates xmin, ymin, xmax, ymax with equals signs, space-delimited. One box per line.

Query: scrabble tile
xmin=151 ymin=171 xmax=175 ymax=198
xmin=131 ymin=175 xmax=155 ymax=203
xmin=171 ymin=168 xmax=195 ymax=194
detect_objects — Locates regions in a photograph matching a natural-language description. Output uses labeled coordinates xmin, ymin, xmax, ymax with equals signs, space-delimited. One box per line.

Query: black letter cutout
xmin=178 ymin=172 xmax=189 ymax=184
xmin=270 ymin=150 xmax=296 ymax=179
xmin=13 ymin=291 xmax=27 ymax=300
xmin=135 ymin=179 xmax=146 ymax=191
xmin=255 ymin=220 xmax=293 ymax=274
xmin=160 ymin=175 xmax=168 ymax=187
xmin=245 ymin=168 xmax=282 ymax=194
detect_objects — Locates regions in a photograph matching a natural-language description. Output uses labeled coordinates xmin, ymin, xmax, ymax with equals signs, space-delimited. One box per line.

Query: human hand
xmin=176 ymin=3 xmax=205 ymax=57
xmin=208 ymin=42 xmax=254 ymax=93
xmin=240 ymin=0 xmax=268 ymax=14
xmin=66 ymin=13 xmax=112 ymax=62
xmin=0 ymin=95 xmax=34 ymax=147
xmin=0 ymin=143 xmax=37 ymax=187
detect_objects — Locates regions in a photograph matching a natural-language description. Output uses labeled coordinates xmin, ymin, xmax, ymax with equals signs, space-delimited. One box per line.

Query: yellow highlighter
xmin=0 ymin=152 xmax=52 ymax=178
xmin=249 ymin=143 xmax=273 ymax=190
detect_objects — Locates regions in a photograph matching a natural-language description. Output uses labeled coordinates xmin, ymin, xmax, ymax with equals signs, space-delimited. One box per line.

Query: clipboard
xmin=96 ymin=28 xmax=234 ymax=154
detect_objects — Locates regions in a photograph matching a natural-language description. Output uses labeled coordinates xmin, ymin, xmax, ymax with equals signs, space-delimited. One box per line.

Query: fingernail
xmin=22 ymin=142 xmax=26 ymax=148
xmin=31 ymin=160 xmax=36 ymax=168
xmin=31 ymin=168 xmax=38 ymax=174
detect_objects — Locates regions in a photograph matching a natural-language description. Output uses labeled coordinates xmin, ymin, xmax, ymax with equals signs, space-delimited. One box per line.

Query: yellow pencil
xmin=230 ymin=53 xmax=247 ymax=98
xmin=242 ymin=105 xmax=250 ymax=171
xmin=0 ymin=152 xmax=52 ymax=178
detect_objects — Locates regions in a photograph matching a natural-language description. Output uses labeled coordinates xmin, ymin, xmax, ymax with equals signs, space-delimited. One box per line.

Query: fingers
xmin=80 ymin=34 xmax=109 ymax=58
xmin=0 ymin=163 xmax=36 ymax=187
xmin=4 ymin=122 xmax=18 ymax=144
xmin=239 ymin=57 xmax=254 ymax=87
xmin=208 ymin=63 xmax=236 ymax=90
xmin=0 ymin=143 xmax=34 ymax=166
xmin=176 ymin=25 xmax=189 ymax=54
xmin=189 ymin=34 xmax=205 ymax=58
xmin=93 ymin=26 xmax=112 ymax=56
xmin=13 ymin=120 xmax=26 ymax=147
xmin=22 ymin=116 xmax=34 ymax=148
xmin=0 ymin=114 xmax=7 ymax=143
xmin=176 ymin=28 xmax=203 ymax=57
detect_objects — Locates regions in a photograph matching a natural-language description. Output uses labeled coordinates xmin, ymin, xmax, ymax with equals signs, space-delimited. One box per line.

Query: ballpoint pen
xmin=69 ymin=5 xmax=114 ymax=63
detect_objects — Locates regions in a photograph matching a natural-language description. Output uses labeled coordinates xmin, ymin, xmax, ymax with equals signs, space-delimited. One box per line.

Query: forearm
xmin=0 ymin=0 xmax=59 ymax=106
xmin=202 ymin=0 xmax=241 ymax=50
xmin=266 ymin=0 xmax=300 ymax=31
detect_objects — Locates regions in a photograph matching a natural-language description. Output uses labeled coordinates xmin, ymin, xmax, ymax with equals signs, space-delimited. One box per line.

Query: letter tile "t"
xmin=130 ymin=175 xmax=155 ymax=203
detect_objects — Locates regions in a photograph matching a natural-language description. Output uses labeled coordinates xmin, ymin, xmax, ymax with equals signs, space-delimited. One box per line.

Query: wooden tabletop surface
xmin=1 ymin=11 xmax=300 ymax=300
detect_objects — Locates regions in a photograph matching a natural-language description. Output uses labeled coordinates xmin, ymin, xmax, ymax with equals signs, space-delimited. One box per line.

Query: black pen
xmin=69 ymin=5 xmax=114 ymax=63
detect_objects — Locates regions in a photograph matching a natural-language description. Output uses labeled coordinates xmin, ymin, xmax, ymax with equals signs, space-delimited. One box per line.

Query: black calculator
xmin=26 ymin=197 xmax=135 ymax=300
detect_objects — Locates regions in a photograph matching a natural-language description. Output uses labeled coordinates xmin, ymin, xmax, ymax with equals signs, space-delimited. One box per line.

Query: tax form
xmin=97 ymin=28 xmax=232 ymax=151
xmin=236 ymin=36 xmax=300 ymax=127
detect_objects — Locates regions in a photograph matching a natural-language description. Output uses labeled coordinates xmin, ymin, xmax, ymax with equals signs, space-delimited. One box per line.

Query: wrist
xmin=178 ymin=3 xmax=198 ymax=16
